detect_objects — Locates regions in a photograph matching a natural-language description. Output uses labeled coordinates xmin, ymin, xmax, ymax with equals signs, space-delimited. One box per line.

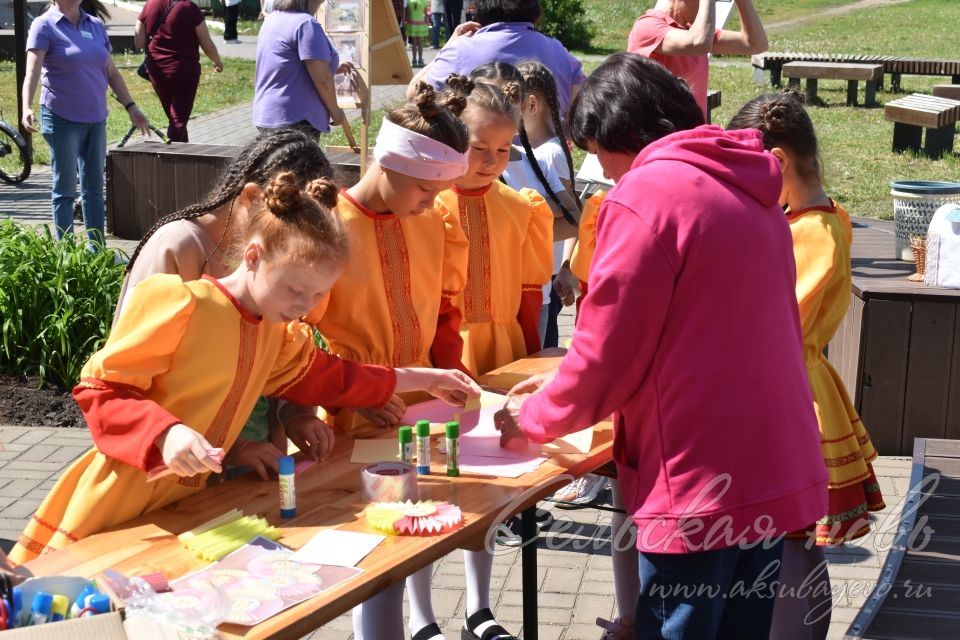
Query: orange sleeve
xmin=73 ymin=379 xmax=176 ymax=472
xmin=570 ymin=191 xmax=604 ymax=283
xmin=790 ymin=215 xmax=839 ymax=336
xmin=517 ymin=189 xmax=553 ymax=355
xmin=431 ymin=201 xmax=469 ymax=371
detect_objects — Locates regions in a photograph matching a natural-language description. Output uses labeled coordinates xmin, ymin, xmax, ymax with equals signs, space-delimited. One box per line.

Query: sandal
xmin=596 ymin=615 xmax=634 ymax=640
xmin=412 ymin=622 xmax=445 ymax=640
xmin=461 ymin=608 xmax=516 ymax=640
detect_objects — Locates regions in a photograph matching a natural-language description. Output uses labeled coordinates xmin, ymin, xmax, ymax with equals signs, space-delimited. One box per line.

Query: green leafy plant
xmin=0 ymin=220 xmax=125 ymax=389
xmin=539 ymin=0 xmax=596 ymax=51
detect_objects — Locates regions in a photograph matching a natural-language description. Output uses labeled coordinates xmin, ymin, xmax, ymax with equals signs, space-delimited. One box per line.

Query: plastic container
xmin=890 ymin=180 xmax=960 ymax=261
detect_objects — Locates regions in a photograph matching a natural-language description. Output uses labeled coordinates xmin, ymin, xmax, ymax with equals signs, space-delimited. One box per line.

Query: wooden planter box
xmin=828 ymin=219 xmax=960 ymax=455
xmin=106 ymin=142 xmax=362 ymax=240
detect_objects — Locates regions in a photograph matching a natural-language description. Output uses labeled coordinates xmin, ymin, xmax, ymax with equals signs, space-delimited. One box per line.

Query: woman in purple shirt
xmin=406 ymin=0 xmax=585 ymax=114
xmin=253 ymin=0 xmax=353 ymax=138
xmin=22 ymin=0 xmax=149 ymax=247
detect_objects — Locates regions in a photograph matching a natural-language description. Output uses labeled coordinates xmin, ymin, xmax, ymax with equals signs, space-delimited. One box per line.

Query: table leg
xmin=521 ymin=506 xmax=538 ymax=640
xmin=891 ymin=72 xmax=902 ymax=93
xmin=771 ymin=66 xmax=782 ymax=88
xmin=924 ymin=124 xmax=956 ymax=158
xmin=865 ymin=80 xmax=877 ymax=107
xmin=892 ymin=122 xmax=922 ymax=153
xmin=846 ymin=80 xmax=858 ymax=106
xmin=805 ymin=78 xmax=819 ymax=105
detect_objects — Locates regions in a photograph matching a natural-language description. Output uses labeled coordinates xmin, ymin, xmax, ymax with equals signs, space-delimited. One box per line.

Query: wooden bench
xmin=884 ymin=93 xmax=960 ymax=157
xmin=933 ymin=84 xmax=960 ymax=101
xmin=706 ymin=89 xmax=721 ymax=124
xmin=845 ymin=438 xmax=960 ymax=639
xmin=753 ymin=52 xmax=960 ymax=92
xmin=783 ymin=61 xmax=883 ymax=107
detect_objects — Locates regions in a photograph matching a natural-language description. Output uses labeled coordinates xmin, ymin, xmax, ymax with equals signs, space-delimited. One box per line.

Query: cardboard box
xmin=0 ymin=611 xmax=127 ymax=639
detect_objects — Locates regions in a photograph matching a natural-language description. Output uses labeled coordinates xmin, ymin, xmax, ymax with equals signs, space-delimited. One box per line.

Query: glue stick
xmin=445 ymin=421 xmax=460 ymax=477
xmin=415 ymin=420 xmax=431 ymax=475
xmin=279 ymin=455 xmax=296 ymax=518
xmin=50 ymin=595 xmax=68 ymax=622
xmin=29 ymin=591 xmax=52 ymax=625
xmin=398 ymin=425 xmax=413 ymax=464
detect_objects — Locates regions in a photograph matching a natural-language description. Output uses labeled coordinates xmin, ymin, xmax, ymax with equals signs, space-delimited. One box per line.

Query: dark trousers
xmin=224 ymin=3 xmax=239 ymax=40
xmin=430 ymin=12 xmax=443 ymax=47
xmin=636 ymin=540 xmax=785 ymax=639
xmin=543 ymin=278 xmax=563 ymax=349
xmin=443 ymin=0 xmax=462 ymax=38
xmin=149 ymin=65 xmax=200 ymax=142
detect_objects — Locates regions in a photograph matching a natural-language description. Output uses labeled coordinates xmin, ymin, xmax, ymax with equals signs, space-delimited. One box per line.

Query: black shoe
xmin=461 ymin=608 xmax=516 ymax=640
xmin=413 ymin=622 xmax=444 ymax=640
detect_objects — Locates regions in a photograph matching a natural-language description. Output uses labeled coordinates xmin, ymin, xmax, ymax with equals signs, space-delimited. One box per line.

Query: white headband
xmin=373 ymin=118 xmax=468 ymax=181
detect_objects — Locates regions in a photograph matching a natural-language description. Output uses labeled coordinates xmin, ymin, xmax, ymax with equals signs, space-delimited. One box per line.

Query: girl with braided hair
xmin=438 ymin=76 xmax=553 ymax=380
xmin=729 ymin=91 xmax=884 ymax=640
xmin=10 ymin=172 xmax=479 ymax=564
xmin=116 ymin=130 xmax=343 ymax=481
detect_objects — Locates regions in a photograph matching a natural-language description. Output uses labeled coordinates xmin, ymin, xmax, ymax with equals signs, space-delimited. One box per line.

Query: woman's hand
xmin=156 ymin=424 xmax=222 ymax=477
xmin=553 ymin=264 xmax=577 ymax=307
xmin=336 ymin=61 xmax=357 ymax=75
xmin=450 ymin=21 xmax=480 ymax=42
xmin=395 ymin=368 xmax=481 ymax=406
xmin=357 ymin=394 xmax=407 ymax=428
xmin=128 ymin=105 xmax=150 ymax=135
xmin=329 ymin=106 xmax=346 ymax=126
xmin=284 ymin=413 xmax=336 ymax=461
xmin=223 ymin=437 xmax=285 ymax=480
xmin=507 ymin=371 xmax=556 ymax=397
xmin=21 ymin=107 xmax=37 ymax=133
xmin=494 ymin=395 xmax=530 ymax=452
xmin=213 ymin=59 xmax=224 ymax=73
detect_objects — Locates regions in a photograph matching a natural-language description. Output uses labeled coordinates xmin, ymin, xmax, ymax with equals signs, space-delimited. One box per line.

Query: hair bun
xmin=263 ymin=171 xmax=303 ymax=218
xmin=501 ymin=81 xmax=522 ymax=105
xmin=305 ymin=176 xmax=339 ymax=209
xmin=414 ymin=82 xmax=440 ymax=119
xmin=759 ymin=101 xmax=790 ymax=134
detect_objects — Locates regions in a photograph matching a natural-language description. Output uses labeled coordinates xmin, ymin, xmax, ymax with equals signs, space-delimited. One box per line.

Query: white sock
xmin=610 ymin=478 xmax=639 ymax=620
xmin=407 ymin=564 xmax=443 ymax=638
xmin=352 ymin=579 xmax=406 ymax=640
xmin=464 ymin=549 xmax=511 ymax=638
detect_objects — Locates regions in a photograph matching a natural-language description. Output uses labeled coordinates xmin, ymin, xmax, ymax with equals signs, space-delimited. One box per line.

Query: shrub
xmin=0 ymin=220 xmax=125 ymax=389
xmin=538 ymin=0 xmax=596 ymax=51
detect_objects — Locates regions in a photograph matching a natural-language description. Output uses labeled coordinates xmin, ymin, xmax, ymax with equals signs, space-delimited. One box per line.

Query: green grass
xmin=578 ymin=0 xmax=865 ymax=55
xmin=0 ymin=53 xmax=255 ymax=165
xmin=209 ymin=19 xmax=264 ymax=36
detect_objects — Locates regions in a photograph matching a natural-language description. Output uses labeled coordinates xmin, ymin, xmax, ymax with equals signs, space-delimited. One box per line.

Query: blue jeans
xmin=636 ymin=540 xmax=784 ymax=639
xmin=40 ymin=107 xmax=106 ymax=246
xmin=430 ymin=12 xmax=443 ymax=47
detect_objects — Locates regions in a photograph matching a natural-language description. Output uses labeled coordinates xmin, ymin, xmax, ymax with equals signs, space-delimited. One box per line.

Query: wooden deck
xmin=845 ymin=438 xmax=960 ymax=639
xmin=828 ymin=218 xmax=960 ymax=456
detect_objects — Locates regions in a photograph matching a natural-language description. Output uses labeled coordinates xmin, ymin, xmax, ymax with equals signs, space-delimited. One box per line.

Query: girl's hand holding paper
xmin=395 ymin=368 xmax=481 ymax=407
xmin=357 ymin=394 xmax=407 ymax=428
xmin=157 ymin=424 xmax=223 ymax=477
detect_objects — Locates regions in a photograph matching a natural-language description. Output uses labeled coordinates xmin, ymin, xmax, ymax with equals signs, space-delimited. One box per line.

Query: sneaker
xmin=550 ymin=474 xmax=608 ymax=508
xmin=494 ymin=522 xmax=521 ymax=547
xmin=224 ymin=38 xmax=241 ymax=44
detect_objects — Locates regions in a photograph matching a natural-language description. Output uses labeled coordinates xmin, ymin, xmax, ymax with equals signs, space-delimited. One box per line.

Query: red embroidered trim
xmin=31 ymin=514 xmax=78 ymax=542
xmin=374 ymin=217 xmax=422 ymax=366
xmin=458 ymin=193 xmax=493 ymax=324
xmin=17 ymin=534 xmax=49 ymax=556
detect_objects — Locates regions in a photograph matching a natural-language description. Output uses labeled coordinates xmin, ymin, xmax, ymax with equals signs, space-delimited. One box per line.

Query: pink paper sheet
xmin=458 ymin=454 xmax=548 ymax=478
xmin=402 ymin=399 xmax=462 ymax=425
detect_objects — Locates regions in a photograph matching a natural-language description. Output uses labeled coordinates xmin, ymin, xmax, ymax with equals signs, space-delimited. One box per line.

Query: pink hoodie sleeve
xmin=519 ymin=199 xmax=676 ymax=441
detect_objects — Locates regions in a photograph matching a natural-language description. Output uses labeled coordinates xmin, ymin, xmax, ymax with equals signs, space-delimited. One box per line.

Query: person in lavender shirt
xmin=406 ymin=0 xmax=585 ymax=114
xmin=253 ymin=0 xmax=354 ymax=139
xmin=22 ymin=0 xmax=150 ymax=247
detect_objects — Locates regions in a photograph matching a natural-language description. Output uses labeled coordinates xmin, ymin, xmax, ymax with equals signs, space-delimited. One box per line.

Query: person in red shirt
xmin=627 ymin=0 xmax=767 ymax=118
xmin=135 ymin=0 xmax=223 ymax=142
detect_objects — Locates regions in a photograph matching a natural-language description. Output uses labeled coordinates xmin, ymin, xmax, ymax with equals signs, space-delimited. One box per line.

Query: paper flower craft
xmin=256 ymin=571 xmax=322 ymax=599
xmin=159 ymin=588 xmax=221 ymax=617
xmin=246 ymin=552 xmax=305 ymax=577
xmin=189 ymin=568 xmax=249 ymax=590
xmin=367 ymin=500 xmax=463 ymax=536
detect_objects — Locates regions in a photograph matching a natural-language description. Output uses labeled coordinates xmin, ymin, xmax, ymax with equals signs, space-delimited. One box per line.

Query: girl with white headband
xmin=304 ymin=81 xmax=510 ymax=640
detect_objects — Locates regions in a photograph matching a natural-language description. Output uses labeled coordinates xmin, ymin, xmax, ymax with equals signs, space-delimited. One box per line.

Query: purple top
xmin=26 ymin=7 xmax=112 ymax=123
xmin=253 ymin=11 xmax=338 ymax=132
xmin=424 ymin=22 xmax=586 ymax=113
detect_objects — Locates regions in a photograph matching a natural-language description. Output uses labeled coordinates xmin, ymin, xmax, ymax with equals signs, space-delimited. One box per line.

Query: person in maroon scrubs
xmin=135 ymin=0 xmax=223 ymax=142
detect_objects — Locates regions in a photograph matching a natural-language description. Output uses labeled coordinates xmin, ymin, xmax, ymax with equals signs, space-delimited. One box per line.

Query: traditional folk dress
xmin=305 ymin=190 xmax=468 ymax=432
xmin=437 ymin=182 xmax=553 ymax=377
xmin=789 ymin=201 xmax=885 ymax=544
xmin=11 ymin=274 xmax=395 ymax=564
xmin=569 ymin=190 xmax=605 ymax=301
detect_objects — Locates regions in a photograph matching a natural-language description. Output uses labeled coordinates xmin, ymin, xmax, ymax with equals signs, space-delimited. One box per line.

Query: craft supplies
xmin=181 ymin=514 xmax=281 ymax=561
xmin=366 ymin=500 xmax=463 ymax=536
xmin=360 ymin=462 xmax=419 ymax=503
xmin=50 ymin=595 xmax=67 ymax=622
xmin=69 ymin=585 xmax=99 ymax=619
xmin=278 ymin=455 xmax=296 ymax=519
xmin=415 ymin=420 xmax=431 ymax=475
xmin=178 ymin=509 xmax=244 ymax=544
xmin=398 ymin=426 xmax=413 ymax=464
xmin=29 ymin=591 xmax=52 ymax=625
xmin=445 ymin=421 xmax=460 ymax=477
xmin=291 ymin=530 xmax=385 ymax=568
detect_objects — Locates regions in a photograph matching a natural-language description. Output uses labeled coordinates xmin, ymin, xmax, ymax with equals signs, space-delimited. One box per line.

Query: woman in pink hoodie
xmin=495 ymin=53 xmax=828 ymax=639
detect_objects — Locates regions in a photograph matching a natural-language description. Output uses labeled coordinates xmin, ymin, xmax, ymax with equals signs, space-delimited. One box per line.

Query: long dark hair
xmin=45 ymin=0 xmax=111 ymax=20
xmin=127 ymin=130 xmax=334 ymax=272
xmin=470 ymin=62 xmax=579 ymax=227
xmin=475 ymin=0 xmax=541 ymax=26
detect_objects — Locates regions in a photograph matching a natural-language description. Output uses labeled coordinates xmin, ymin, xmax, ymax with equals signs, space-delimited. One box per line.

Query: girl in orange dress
xmin=729 ymin=91 xmax=885 ymax=640
xmin=10 ymin=173 xmax=479 ymax=565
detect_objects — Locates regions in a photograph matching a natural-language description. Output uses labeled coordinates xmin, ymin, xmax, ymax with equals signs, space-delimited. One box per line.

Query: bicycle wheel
xmin=0 ymin=120 xmax=31 ymax=184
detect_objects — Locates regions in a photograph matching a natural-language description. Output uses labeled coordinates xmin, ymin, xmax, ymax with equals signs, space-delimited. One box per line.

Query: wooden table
xmin=782 ymin=61 xmax=883 ymax=107
xmin=24 ymin=351 xmax=614 ymax=640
